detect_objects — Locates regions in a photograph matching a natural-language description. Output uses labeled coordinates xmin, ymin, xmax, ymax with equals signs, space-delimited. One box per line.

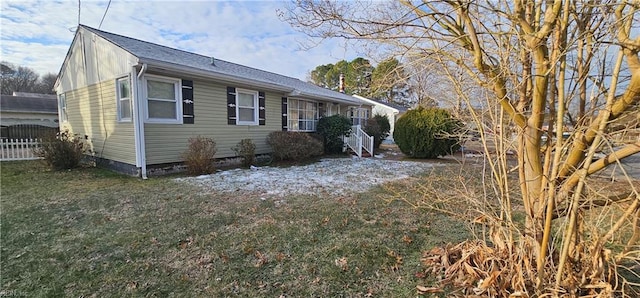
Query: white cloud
xmin=0 ymin=0 xmax=361 ymax=80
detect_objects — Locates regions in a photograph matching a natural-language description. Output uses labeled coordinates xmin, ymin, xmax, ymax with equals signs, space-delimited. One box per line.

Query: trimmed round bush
xmin=393 ymin=107 xmax=462 ymax=158
xmin=316 ymin=115 xmax=352 ymax=154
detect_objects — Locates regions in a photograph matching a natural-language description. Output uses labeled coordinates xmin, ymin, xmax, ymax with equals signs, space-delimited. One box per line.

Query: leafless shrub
xmin=182 ymin=136 xmax=216 ymax=175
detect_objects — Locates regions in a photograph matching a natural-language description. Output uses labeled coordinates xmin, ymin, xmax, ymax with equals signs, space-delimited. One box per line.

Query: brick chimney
xmin=339 ymin=73 xmax=345 ymax=93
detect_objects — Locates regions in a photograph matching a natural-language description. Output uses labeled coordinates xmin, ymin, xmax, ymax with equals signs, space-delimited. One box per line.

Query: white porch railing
xmin=0 ymin=138 xmax=42 ymax=161
xmin=343 ymin=125 xmax=374 ymax=157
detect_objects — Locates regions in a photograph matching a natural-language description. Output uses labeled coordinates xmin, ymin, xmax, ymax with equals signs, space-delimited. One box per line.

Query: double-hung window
xmin=236 ymin=89 xmax=258 ymax=125
xmin=288 ymin=99 xmax=318 ymax=132
xmin=144 ymin=75 xmax=182 ymax=124
xmin=116 ymin=77 xmax=132 ymax=121
xmin=58 ymin=93 xmax=67 ymax=123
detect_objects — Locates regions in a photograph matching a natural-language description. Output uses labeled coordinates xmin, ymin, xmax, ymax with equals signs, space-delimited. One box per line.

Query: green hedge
xmin=393 ymin=107 xmax=462 ymax=158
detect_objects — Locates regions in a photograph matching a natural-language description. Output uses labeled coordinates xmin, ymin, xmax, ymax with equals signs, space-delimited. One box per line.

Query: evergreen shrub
xmin=316 ymin=115 xmax=352 ymax=154
xmin=393 ymin=107 xmax=462 ymax=158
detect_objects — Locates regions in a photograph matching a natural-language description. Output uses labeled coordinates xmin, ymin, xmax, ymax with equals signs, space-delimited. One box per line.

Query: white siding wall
xmin=57 ymin=28 xmax=137 ymax=94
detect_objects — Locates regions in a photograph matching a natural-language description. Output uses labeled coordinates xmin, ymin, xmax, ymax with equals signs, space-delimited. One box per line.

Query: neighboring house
xmin=1 ymin=92 xmax=59 ymax=139
xmin=352 ymin=95 xmax=408 ymax=140
xmin=55 ymin=25 xmax=371 ymax=177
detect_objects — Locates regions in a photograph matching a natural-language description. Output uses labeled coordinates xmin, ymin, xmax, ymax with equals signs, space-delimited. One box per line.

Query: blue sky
xmin=0 ymin=0 xmax=360 ymax=80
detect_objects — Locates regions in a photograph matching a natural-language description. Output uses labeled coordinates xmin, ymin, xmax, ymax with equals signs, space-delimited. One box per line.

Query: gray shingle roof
xmin=80 ymin=25 xmax=363 ymax=105
xmin=1 ymin=95 xmax=58 ymax=114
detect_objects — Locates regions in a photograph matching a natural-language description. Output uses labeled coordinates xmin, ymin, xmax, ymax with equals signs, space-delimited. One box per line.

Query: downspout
xmin=133 ymin=63 xmax=148 ymax=179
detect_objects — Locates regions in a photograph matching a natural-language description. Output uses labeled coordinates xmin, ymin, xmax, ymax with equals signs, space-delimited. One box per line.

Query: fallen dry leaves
xmin=415 ymin=239 xmax=631 ymax=297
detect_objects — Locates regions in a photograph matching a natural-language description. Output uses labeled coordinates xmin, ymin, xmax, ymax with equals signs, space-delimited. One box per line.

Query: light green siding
xmin=143 ymin=77 xmax=370 ymax=166
xmin=144 ymin=80 xmax=283 ymax=165
xmin=60 ymin=80 xmax=137 ymax=165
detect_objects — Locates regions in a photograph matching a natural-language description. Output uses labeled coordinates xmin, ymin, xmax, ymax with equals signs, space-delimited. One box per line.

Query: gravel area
xmin=175 ymin=157 xmax=438 ymax=197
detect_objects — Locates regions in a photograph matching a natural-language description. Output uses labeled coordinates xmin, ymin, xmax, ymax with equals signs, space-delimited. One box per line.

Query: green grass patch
xmin=1 ymin=161 xmax=470 ymax=296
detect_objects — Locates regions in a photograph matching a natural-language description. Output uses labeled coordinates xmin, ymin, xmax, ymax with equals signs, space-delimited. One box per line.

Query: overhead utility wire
xmin=99 ymin=0 xmax=112 ymax=29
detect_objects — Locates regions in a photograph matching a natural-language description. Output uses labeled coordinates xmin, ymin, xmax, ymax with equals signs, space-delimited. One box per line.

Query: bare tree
xmin=282 ymin=0 xmax=640 ymax=295
xmin=1 ymin=62 xmax=40 ymax=95
xmin=33 ymin=73 xmax=58 ymax=94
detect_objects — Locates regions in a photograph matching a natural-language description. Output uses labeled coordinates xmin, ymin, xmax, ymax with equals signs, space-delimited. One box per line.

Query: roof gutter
xmin=133 ymin=63 xmax=148 ymax=179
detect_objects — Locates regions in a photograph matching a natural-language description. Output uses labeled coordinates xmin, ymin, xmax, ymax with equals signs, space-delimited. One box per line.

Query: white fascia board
xmin=297 ymin=92 xmax=365 ymax=105
xmin=353 ymin=95 xmax=399 ymax=113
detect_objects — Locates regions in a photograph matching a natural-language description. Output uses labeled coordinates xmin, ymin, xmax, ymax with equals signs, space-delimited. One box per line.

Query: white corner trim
xmin=132 ymin=64 xmax=148 ymax=179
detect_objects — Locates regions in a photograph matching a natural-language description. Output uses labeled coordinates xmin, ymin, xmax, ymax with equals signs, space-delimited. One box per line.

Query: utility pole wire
xmin=99 ymin=0 xmax=112 ymax=29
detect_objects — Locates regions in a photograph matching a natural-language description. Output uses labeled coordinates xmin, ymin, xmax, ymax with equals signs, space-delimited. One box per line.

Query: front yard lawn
xmin=1 ymin=161 xmax=469 ymax=296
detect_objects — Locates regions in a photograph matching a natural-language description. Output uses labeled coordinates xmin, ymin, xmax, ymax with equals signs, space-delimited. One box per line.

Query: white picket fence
xmin=0 ymin=138 xmax=43 ymax=161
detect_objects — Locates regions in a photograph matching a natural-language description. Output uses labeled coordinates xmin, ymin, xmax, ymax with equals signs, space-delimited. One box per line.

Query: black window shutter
xmin=281 ymin=97 xmax=288 ymax=131
xmin=227 ymin=87 xmax=236 ymax=125
xmin=182 ymin=80 xmax=194 ymax=124
xmin=258 ymin=91 xmax=266 ymax=125
xmin=318 ymin=102 xmax=325 ymax=118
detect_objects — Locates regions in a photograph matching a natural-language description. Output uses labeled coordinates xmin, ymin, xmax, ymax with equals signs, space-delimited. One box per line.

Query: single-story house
xmin=352 ymin=95 xmax=408 ymax=140
xmin=55 ymin=25 xmax=371 ymax=177
xmin=1 ymin=92 xmax=59 ymax=139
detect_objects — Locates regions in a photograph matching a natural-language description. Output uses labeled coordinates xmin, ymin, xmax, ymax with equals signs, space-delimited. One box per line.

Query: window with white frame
xmin=326 ymin=103 xmax=340 ymax=117
xmin=349 ymin=107 xmax=369 ymax=126
xmin=144 ymin=75 xmax=182 ymax=123
xmin=58 ymin=93 xmax=67 ymax=122
xmin=236 ymin=89 xmax=258 ymax=125
xmin=288 ymin=99 xmax=318 ymax=131
xmin=116 ymin=77 xmax=132 ymax=121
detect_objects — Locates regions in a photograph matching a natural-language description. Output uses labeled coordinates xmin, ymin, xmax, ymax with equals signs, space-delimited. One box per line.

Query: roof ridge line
xmin=79 ymin=24 xmax=307 ymax=83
